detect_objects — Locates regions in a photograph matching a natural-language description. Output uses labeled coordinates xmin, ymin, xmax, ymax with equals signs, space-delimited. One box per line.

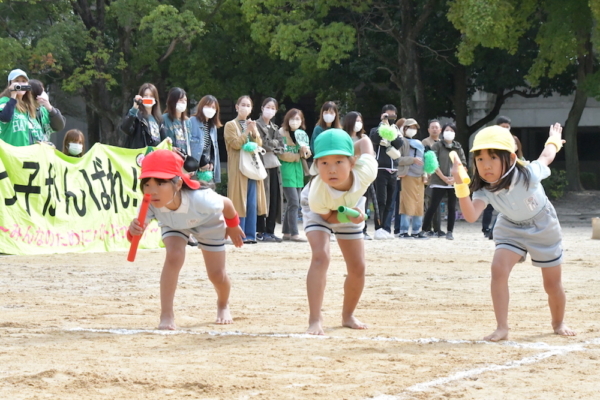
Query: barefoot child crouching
xmin=301 ymin=129 xmax=377 ymax=335
xmin=128 ymin=150 xmax=245 ymax=330
xmin=453 ymin=124 xmax=575 ymax=341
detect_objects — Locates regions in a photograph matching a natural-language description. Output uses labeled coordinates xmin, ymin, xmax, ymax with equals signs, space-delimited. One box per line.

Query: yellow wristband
xmin=454 ymin=183 xmax=470 ymax=199
xmin=545 ymin=136 xmax=562 ymax=152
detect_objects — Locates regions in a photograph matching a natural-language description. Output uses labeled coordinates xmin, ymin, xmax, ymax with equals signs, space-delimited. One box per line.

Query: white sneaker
xmin=385 ymin=230 xmax=395 ymax=239
xmin=374 ymin=228 xmax=389 ymax=240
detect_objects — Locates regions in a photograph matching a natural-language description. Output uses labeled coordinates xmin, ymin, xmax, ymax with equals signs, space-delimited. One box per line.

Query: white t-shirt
xmin=308 ymin=154 xmax=377 ymax=214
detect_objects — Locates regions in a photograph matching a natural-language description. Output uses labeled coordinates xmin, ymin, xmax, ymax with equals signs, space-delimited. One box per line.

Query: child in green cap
xmin=301 ymin=128 xmax=377 ymax=335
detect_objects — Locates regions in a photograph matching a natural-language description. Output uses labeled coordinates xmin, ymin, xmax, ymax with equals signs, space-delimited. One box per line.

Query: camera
xmin=12 ymin=84 xmax=32 ymax=91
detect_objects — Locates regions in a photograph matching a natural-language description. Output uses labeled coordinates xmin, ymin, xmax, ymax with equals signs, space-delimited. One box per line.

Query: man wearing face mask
xmin=422 ymin=119 xmax=444 ymax=237
xmin=369 ymin=104 xmax=404 ymax=239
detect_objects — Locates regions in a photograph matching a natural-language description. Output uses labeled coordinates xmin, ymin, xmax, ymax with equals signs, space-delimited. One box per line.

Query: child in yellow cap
xmin=128 ymin=149 xmax=244 ymax=330
xmin=451 ymin=123 xmax=575 ymax=341
xmin=301 ymin=129 xmax=377 ymax=335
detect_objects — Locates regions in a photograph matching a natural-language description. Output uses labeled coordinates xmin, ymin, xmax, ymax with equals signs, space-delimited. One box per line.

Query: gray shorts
xmin=301 ymin=192 xmax=366 ymax=240
xmin=161 ymin=221 xmax=226 ymax=252
xmin=493 ymin=202 xmax=562 ymax=267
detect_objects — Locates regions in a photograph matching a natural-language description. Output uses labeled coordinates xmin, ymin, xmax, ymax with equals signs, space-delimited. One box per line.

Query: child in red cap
xmin=128 ymin=149 xmax=244 ymax=330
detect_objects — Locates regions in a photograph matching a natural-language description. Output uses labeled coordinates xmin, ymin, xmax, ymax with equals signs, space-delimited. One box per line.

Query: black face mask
xmin=387 ymin=117 xmax=397 ymax=124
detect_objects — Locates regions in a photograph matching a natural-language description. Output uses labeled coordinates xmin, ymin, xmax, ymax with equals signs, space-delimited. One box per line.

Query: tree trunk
xmin=563 ymin=86 xmax=586 ymax=192
xmin=399 ymin=43 xmax=419 ymax=122
xmin=453 ymin=64 xmax=469 ymax=148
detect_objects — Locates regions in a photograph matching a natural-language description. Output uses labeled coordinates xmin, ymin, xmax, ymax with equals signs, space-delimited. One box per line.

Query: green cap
xmin=313 ymin=128 xmax=354 ymax=159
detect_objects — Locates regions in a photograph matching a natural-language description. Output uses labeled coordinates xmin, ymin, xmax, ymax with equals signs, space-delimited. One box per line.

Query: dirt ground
xmin=1 ymin=193 xmax=599 ymax=399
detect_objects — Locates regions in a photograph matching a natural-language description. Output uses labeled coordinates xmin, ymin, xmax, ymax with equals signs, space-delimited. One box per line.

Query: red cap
xmin=139 ymin=150 xmax=200 ymax=189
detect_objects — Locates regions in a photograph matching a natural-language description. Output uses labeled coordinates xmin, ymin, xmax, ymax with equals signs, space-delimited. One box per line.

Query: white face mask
xmin=238 ymin=106 xmax=252 ymax=117
xmin=405 ymin=128 xmax=417 ymax=138
xmin=262 ymin=108 xmax=276 ymax=120
xmin=142 ymin=97 xmax=156 ymax=108
xmin=323 ymin=113 xmax=335 ymax=124
xmin=202 ymin=107 xmax=216 ymax=119
xmin=68 ymin=143 xmax=83 ymax=156
xmin=176 ymin=102 xmax=187 ymax=113
xmin=443 ymin=130 xmax=455 ymax=142
xmin=354 ymin=122 xmax=363 ymax=132
xmin=289 ymin=119 xmax=302 ymax=130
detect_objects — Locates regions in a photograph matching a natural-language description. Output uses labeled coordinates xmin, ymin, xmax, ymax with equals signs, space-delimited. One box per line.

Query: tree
xmin=448 ymin=0 xmax=599 ymax=191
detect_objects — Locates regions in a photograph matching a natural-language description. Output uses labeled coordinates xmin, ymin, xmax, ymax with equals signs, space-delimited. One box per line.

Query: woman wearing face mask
xmin=163 ymin=87 xmax=192 ymax=155
xmin=277 ymin=109 xmax=310 ymax=242
xmin=62 ymin=129 xmax=86 ymax=158
xmin=0 ymin=69 xmax=47 ymax=146
xmin=190 ymin=95 xmax=223 ymax=184
xmin=29 ymin=79 xmax=66 ymax=144
xmin=342 ymin=111 xmax=374 ymax=240
xmin=396 ymin=118 xmax=428 ymax=239
xmin=309 ymin=101 xmax=342 ymax=154
xmin=422 ymin=123 xmax=467 ymax=241
xmin=255 ymin=97 xmax=285 ymax=242
xmin=224 ymin=95 xmax=267 ymax=244
xmin=120 ymin=83 xmax=165 ymax=149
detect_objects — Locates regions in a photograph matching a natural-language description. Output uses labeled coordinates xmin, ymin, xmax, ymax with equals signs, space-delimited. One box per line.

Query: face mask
xmin=262 ymin=108 xmax=276 ymax=120
xmin=39 ymin=91 xmax=49 ymax=101
xmin=197 ymin=170 xmax=214 ymax=182
xmin=68 ymin=143 xmax=83 ymax=156
xmin=323 ymin=113 xmax=335 ymax=124
xmin=481 ymin=158 xmax=517 ymax=184
xmin=238 ymin=106 xmax=251 ymax=117
xmin=443 ymin=130 xmax=455 ymax=141
xmin=176 ymin=102 xmax=187 ymax=113
xmin=142 ymin=97 xmax=155 ymax=108
xmin=405 ymin=128 xmax=417 ymax=138
xmin=354 ymin=122 xmax=363 ymax=132
xmin=289 ymin=120 xmax=302 ymax=130
xmin=203 ymin=107 xmax=216 ymax=119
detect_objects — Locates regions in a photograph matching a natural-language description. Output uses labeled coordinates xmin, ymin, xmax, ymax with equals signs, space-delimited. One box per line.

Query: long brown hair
xmin=62 ymin=129 xmax=86 ymax=157
xmin=470 ymin=148 xmax=530 ymax=193
xmin=316 ymin=101 xmax=342 ymax=129
xmin=193 ymin=95 xmax=222 ymax=128
xmin=137 ymin=83 xmax=163 ymax=123
xmin=342 ymin=111 xmax=365 ymax=137
xmin=165 ymin=87 xmax=188 ymax=123
xmin=0 ymin=85 xmax=37 ymax=118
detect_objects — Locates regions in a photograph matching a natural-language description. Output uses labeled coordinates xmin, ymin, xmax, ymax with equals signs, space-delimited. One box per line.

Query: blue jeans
xmin=239 ymin=179 xmax=257 ymax=241
xmin=399 ymin=214 xmax=423 ymax=235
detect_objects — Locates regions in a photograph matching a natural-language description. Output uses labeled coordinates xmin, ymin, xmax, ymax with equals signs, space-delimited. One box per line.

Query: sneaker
xmin=425 ymin=231 xmax=436 ymax=238
xmin=291 ymin=235 xmax=307 ymax=242
xmin=385 ymin=230 xmax=395 ymax=239
xmin=437 ymin=231 xmax=446 ymax=238
xmin=363 ymin=233 xmax=373 ymax=240
xmin=261 ymin=233 xmax=277 ymax=243
xmin=243 ymin=239 xmax=257 ymax=244
xmin=282 ymin=235 xmax=291 ymax=241
xmin=482 ymin=229 xmax=491 ymax=238
xmin=446 ymin=232 xmax=454 ymax=240
xmin=488 ymin=231 xmax=493 ymax=240
xmin=398 ymin=233 xmax=413 ymax=239
xmin=256 ymin=233 xmax=264 ymax=241
xmin=374 ymin=228 xmax=389 ymax=240
xmin=187 ymin=236 xmax=198 ymax=247
xmin=412 ymin=231 xmax=429 ymax=239
xmin=270 ymin=233 xmax=283 ymax=243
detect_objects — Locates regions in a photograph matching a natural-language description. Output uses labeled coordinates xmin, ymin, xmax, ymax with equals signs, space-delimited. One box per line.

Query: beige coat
xmin=224 ymin=118 xmax=267 ymax=217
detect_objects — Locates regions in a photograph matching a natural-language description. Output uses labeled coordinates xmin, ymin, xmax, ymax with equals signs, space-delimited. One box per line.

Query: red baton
xmin=127 ymin=193 xmax=151 ymax=262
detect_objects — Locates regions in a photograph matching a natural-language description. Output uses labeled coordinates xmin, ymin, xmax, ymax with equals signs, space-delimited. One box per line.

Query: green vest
xmin=0 ymin=97 xmax=46 ymax=146
xmin=280 ymin=137 xmax=305 ymax=188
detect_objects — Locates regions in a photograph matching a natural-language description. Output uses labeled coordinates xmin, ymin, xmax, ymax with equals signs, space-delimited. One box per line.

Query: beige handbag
xmin=234 ymin=122 xmax=267 ymax=180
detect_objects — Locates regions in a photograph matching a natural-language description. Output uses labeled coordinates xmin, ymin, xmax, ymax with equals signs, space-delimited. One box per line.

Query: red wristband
xmin=225 ymin=213 xmax=240 ymax=228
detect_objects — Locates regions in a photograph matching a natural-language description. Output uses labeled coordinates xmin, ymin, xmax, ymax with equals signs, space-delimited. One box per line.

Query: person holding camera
xmin=29 ymin=79 xmax=66 ymax=144
xmin=0 ymin=69 xmax=47 ymax=146
xmin=120 ymin=83 xmax=165 ymax=149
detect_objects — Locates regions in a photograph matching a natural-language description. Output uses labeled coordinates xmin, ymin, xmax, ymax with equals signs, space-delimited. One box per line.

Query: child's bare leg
xmin=337 ymin=238 xmax=367 ymax=330
xmin=202 ymin=249 xmax=232 ymax=324
xmin=484 ymin=249 xmax=520 ymax=341
xmin=541 ymin=265 xmax=576 ymax=336
xmin=159 ymin=236 xmax=187 ymax=330
xmin=306 ymin=230 xmax=331 ymax=335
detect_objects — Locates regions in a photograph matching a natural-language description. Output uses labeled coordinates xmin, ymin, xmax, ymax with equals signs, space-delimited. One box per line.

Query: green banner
xmin=0 ymin=140 xmax=171 ymax=255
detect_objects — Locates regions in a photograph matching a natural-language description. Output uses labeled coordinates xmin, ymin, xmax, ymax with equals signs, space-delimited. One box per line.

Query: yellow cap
xmin=470 ymin=125 xmax=515 ymax=153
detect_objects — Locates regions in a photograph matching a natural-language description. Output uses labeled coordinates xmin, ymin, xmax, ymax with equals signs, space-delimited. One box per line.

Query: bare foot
xmin=553 ymin=322 xmax=576 ymax=336
xmin=216 ymin=306 xmax=233 ymax=325
xmin=158 ymin=316 xmax=176 ymax=330
xmin=484 ymin=327 xmax=509 ymax=342
xmin=306 ymin=320 xmax=325 ymax=335
xmin=342 ymin=315 xmax=368 ymax=330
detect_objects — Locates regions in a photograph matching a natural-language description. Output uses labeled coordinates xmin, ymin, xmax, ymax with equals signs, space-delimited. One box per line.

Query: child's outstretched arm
xmin=538 ymin=123 xmax=564 ymax=166
xmin=354 ymin=136 xmax=375 ymax=157
xmin=221 ymin=196 xmax=245 ymax=247
xmin=451 ymin=159 xmax=486 ymax=223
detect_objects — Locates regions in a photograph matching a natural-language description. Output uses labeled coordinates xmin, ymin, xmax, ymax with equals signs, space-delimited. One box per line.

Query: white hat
xmin=8 ymin=69 xmax=28 ymax=84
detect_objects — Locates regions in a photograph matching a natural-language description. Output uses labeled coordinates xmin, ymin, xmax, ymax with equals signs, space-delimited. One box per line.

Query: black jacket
xmin=369 ymin=124 xmax=404 ymax=170
xmin=120 ymin=109 xmax=166 ymax=149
